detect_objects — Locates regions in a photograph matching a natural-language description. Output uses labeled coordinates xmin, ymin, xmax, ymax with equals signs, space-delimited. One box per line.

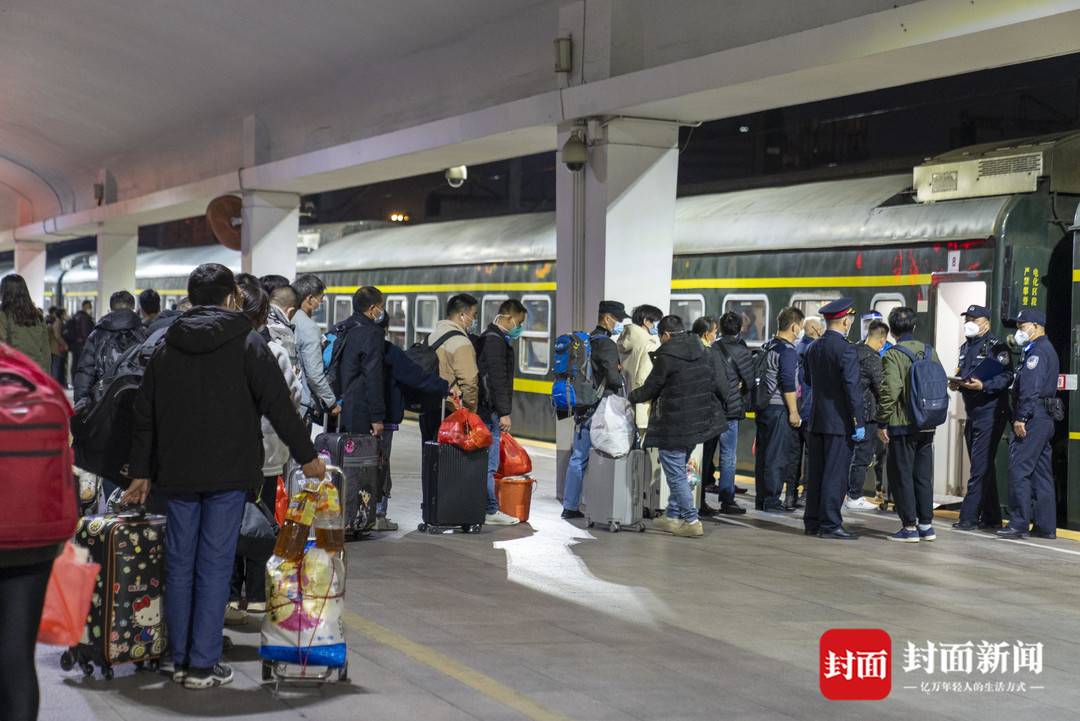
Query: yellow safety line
xmin=672 ymin=274 xmax=933 ymax=290
xmin=327 ymin=282 xmax=556 ymax=294
xmin=341 ymin=610 xmax=577 ymax=721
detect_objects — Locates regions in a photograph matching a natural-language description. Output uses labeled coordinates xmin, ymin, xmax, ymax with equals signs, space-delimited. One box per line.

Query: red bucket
xmin=495 ymin=475 xmax=537 ymax=523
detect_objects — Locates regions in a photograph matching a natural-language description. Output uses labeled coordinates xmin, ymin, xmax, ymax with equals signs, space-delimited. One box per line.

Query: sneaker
xmin=671 ymin=519 xmax=705 ymax=538
xmin=996 ymin=527 xmax=1028 ymax=539
xmin=952 ymin=520 xmax=979 ymax=531
xmin=223 ymin=606 xmax=248 ymax=626
xmin=718 ymin=502 xmax=747 ymax=516
xmin=171 ymin=666 xmax=188 ymax=684
xmin=183 ymin=663 xmax=234 ymax=690
xmin=844 ymin=496 xmax=878 ymax=511
xmin=560 ymin=509 xmax=584 ymax=520
xmin=485 ymin=510 xmax=520 ymax=526
xmin=887 ymin=528 xmax=920 ymax=543
xmin=918 ymin=526 xmax=936 ymax=542
xmin=245 ymin=601 xmax=266 ymax=614
xmin=652 ymin=515 xmax=680 ymax=533
xmin=698 ymin=504 xmax=718 ymax=517
xmin=374 ymin=517 xmax=399 ymax=531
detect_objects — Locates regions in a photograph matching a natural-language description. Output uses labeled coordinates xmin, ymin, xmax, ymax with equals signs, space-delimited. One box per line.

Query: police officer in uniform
xmin=999 ymin=308 xmax=1060 ymax=540
xmin=803 ymin=298 xmax=865 ymax=539
xmin=950 ymin=305 xmax=1013 ymax=531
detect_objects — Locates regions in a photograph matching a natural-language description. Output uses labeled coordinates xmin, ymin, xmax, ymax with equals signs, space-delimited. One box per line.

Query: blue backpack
xmin=891 ymin=343 xmax=949 ymax=430
xmin=550 ymin=331 xmax=599 ymax=418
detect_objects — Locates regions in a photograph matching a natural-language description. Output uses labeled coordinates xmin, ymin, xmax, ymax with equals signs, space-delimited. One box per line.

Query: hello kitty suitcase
xmin=61 ymin=513 xmax=167 ymax=679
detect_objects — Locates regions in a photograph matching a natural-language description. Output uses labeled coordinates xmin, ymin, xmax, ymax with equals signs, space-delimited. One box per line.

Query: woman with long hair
xmin=0 ymin=274 xmax=50 ymax=372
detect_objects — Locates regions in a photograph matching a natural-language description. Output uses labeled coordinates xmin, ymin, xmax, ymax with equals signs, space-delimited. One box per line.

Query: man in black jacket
xmin=561 ymin=300 xmax=627 ymax=520
xmin=338 ymin=286 xmax=387 ymax=438
xmin=692 ymin=316 xmax=730 ymax=516
xmin=139 ymin=288 xmax=162 ymax=328
xmin=630 ymin=316 xmax=727 ymax=538
xmin=478 ymin=298 xmax=528 ymax=526
xmin=73 ymin=290 xmax=147 ymax=405
xmin=712 ymin=311 xmax=754 ymax=512
xmin=846 ymin=319 xmax=888 ymax=511
xmin=125 ymin=263 xmax=323 ymax=690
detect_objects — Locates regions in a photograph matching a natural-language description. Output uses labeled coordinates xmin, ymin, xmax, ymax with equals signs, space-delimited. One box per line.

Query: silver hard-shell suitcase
xmin=582 ymin=448 xmax=647 ymax=533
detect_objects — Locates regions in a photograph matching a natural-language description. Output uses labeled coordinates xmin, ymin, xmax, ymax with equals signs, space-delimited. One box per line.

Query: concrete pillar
xmin=241 ymin=190 xmax=300 ymax=279
xmin=14 ymin=240 xmax=47 ymax=310
xmin=553 ymin=118 xmax=679 ymax=488
xmin=97 ymin=232 xmax=139 ymax=314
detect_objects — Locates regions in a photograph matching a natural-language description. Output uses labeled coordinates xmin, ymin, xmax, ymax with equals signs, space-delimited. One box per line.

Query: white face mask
xmin=963 ymin=321 xmax=981 ymax=338
xmin=1014 ymin=329 xmax=1030 ymax=346
xmin=795 ymin=328 xmax=805 ymax=342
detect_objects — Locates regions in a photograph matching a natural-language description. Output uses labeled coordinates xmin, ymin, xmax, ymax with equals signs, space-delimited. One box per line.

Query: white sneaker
xmin=374 ymin=517 xmax=399 ymax=531
xmin=223 ymin=605 xmax=248 ymax=626
xmin=485 ymin=510 xmax=520 ymax=526
xmin=844 ymin=496 xmax=879 ymax=511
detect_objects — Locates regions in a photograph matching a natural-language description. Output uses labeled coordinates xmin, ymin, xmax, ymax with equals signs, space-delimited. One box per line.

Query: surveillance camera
xmin=561 ymin=135 xmax=587 ymax=172
xmin=445 ymin=165 xmax=468 ymax=189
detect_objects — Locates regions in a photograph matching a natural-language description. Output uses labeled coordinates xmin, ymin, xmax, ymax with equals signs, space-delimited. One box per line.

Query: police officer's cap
xmin=598 ymin=300 xmax=630 ymax=320
xmin=1004 ymin=308 xmax=1046 ymax=328
xmin=819 ymin=297 xmax=855 ymax=319
xmin=962 ymin=305 xmax=990 ymax=319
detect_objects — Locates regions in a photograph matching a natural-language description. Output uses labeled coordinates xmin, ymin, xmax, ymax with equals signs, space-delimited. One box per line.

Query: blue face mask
xmin=612 ymin=322 xmax=625 ymax=336
xmin=648 ymin=325 xmax=659 ymax=336
xmin=508 ymin=325 xmax=524 ymax=341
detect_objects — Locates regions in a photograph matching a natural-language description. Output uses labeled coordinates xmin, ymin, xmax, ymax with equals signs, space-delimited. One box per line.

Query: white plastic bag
xmin=590 ymin=395 xmax=635 ymax=458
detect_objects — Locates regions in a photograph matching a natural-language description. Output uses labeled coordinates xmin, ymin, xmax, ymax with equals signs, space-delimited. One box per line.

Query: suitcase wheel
xmin=102 ymin=665 xmax=114 ymax=681
xmin=417 ymin=523 xmax=427 ymax=532
xmin=60 ymin=650 xmax=76 ymax=671
xmin=261 ymin=661 xmax=273 ymax=682
xmin=609 ymin=521 xmax=620 ymax=533
xmin=80 ymin=660 xmax=94 ymax=678
xmin=637 ymin=522 xmax=647 ymax=532
xmin=337 ymin=662 xmax=349 ymax=682
xmin=427 ymin=525 xmax=442 ymax=535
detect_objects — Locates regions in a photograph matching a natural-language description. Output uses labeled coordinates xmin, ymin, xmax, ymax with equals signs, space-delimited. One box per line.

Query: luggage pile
xmin=584 ymin=395 xmax=648 ymax=533
xmin=313 ymin=432 xmax=387 ymax=537
xmin=419 ymin=400 xmax=491 ymax=534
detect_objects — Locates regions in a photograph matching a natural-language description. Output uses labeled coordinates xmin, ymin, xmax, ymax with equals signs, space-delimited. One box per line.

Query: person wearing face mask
xmin=292 ymin=273 xmax=341 ymax=424
xmin=782 ymin=315 xmax=822 ymax=508
xmin=338 ymin=286 xmax=388 ymax=441
xmin=692 ymin=316 xmax=730 ymax=516
xmin=845 ymin=319 xmax=889 ymax=512
xmin=617 ymin=304 xmax=663 ymax=435
xmin=752 ymin=307 xmax=804 ymax=513
xmin=712 ymin=311 xmax=754 ymax=512
xmin=999 ymin=308 xmax=1060 ymax=540
xmin=477 ymin=299 xmax=529 ymax=526
xmin=561 ymin=300 xmax=629 ymax=520
xmin=948 ymin=305 xmax=1013 ymax=531
xmin=422 ymin=294 xmax=482 ymax=444
xmin=803 ymin=297 xmax=865 ymax=540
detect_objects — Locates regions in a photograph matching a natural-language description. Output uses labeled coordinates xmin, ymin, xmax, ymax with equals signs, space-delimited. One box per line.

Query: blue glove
xmin=851 ymin=426 xmax=866 ymax=442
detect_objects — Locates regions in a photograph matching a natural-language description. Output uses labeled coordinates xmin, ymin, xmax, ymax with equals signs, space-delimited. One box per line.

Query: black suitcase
xmin=62 ymin=513 xmax=167 ymax=679
xmin=419 ymin=441 xmax=487 ymax=533
xmin=314 ymin=432 xmax=385 ymax=536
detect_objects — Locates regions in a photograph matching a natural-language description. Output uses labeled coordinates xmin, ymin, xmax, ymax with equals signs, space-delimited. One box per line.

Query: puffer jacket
xmin=72 ymin=309 xmax=146 ymax=404
xmin=617 ymin=323 xmax=659 ymax=430
xmin=628 ymin=333 xmax=726 ymax=450
xmin=261 ymin=337 xmax=303 ymax=477
xmin=0 ymin=311 xmax=50 ymax=373
xmin=429 ymin=319 xmax=479 ymax=411
xmin=477 ymin=323 xmax=515 ymax=419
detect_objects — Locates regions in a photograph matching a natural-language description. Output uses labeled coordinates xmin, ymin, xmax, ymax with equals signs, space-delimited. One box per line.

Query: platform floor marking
xmin=341 ymin=610 xmax=577 ymax=721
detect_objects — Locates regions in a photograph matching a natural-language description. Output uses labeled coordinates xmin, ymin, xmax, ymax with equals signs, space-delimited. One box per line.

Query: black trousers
xmin=701 ymin=434 xmax=719 ymax=488
xmin=783 ymin=425 xmax=808 ymax=503
xmin=754 ymin=406 xmax=794 ymax=510
xmin=805 ymin=432 xmax=853 ymax=533
xmin=847 ymin=421 xmax=879 ymax=499
xmin=1006 ymin=411 xmax=1056 ymax=533
xmin=0 ymin=559 xmax=54 ymax=721
xmin=958 ymin=409 xmax=1006 ymax=526
xmin=887 ymin=432 xmax=935 ymax=526
xmin=231 ymin=475 xmax=279 ymax=604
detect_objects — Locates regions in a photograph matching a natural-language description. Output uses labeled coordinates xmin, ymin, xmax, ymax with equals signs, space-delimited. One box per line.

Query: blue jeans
xmin=484 ymin=413 xmax=502 ymax=514
xmin=718 ymin=421 xmax=739 ymax=504
xmin=562 ymin=417 xmax=593 ymax=511
xmin=165 ymin=490 xmax=246 ymax=669
xmin=376 ymin=428 xmax=395 ymax=517
xmin=659 ymin=448 xmax=698 ymax=522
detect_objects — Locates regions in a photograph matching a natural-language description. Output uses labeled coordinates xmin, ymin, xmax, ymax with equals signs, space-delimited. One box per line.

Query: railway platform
xmin=34 ymin=423 xmax=1080 ymax=721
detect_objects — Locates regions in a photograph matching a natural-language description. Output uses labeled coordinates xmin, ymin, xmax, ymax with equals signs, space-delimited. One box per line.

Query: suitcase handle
xmin=0 ymin=372 xmax=35 ymax=392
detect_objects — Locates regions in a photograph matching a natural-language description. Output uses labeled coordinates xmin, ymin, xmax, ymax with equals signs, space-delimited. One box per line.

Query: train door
xmin=932 ymin=280 xmax=987 ymax=498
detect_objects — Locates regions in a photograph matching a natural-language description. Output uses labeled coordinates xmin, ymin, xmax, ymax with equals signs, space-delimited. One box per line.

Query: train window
xmin=415 ymin=296 xmax=438 ymax=336
xmin=870 ymin=293 xmax=906 ymax=323
xmin=386 ymin=295 xmax=408 ymax=349
xmin=334 ymin=297 xmax=352 ymax=325
xmin=722 ymin=294 xmax=769 ymax=346
xmin=670 ymin=295 xmax=705 ymax=324
xmin=519 ymin=295 xmax=551 ymax=375
xmin=789 ymin=292 xmax=841 ymax=319
xmin=312 ymin=296 xmax=328 ymax=329
xmin=482 ymin=295 xmax=509 ymax=328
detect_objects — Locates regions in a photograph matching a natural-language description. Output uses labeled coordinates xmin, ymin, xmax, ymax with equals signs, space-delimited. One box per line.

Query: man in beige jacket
xmin=420 ymin=294 xmax=481 ymax=443
xmin=618 ymin=304 xmax=663 ymax=431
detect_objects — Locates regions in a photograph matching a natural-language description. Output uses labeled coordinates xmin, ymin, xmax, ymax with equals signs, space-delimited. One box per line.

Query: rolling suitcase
xmin=62 ymin=512 xmax=167 ymax=679
xmin=419 ymin=441 xmax=487 ymax=533
xmin=314 ymin=432 xmax=385 ymax=537
xmin=583 ymin=448 xmax=647 ymax=533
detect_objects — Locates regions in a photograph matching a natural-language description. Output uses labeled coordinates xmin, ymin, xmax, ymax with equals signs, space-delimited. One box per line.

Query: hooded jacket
xmin=146 ymin=308 xmax=182 ymax=335
xmin=477 ymin=323 xmax=515 ymax=419
xmin=73 ymin=309 xmax=146 ymax=404
xmin=129 ymin=307 xmax=317 ymax=494
xmin=261 ymin=335 xmax=304 ymax=477
xmin=617 ymin=323 xmax=659 ymax=430
xmin=628 ymin=333 xmax=726 ymax=450
xmin=339 ymin=313 xmax=386 ymax=434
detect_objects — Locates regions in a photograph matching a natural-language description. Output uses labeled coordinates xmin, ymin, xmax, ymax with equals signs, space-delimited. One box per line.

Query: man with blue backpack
xmin=555 ymin=300 xmax=628 ymax=520
xmin=877 ymin=306 xmax=948 ymax=543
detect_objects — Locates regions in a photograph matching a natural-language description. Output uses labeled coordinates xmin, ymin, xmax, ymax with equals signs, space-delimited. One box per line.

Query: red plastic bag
xmin=497 ymin=433 xmax=532 ymax=478
xmin=438 ymin=407 xmax=493 ymax=452
xmin=274 ymin=475 xmax=288 ymax=526
xmin=37 ymin=542 xmax=100 ymax=647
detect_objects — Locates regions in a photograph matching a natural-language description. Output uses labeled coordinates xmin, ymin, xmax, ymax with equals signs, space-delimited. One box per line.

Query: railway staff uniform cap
xmin=598 ymin=300 xmax=630 ymax=321
xmin=1004 ymin=308 xmax=1046 ymax=328
xmin=819 ymin=297 xmax=855 ymax=320
xmin=962 ymin=305 xmax=990 ymax=319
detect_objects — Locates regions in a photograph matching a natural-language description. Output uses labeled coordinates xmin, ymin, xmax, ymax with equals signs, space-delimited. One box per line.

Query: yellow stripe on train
xmin=672 ymin=274 xmax=933 ymax=290
xmin=327 ymin=282 xmax=556 ymax=294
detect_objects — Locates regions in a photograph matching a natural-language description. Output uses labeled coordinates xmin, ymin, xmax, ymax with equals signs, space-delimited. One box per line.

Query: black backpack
xmin=71 ymin=328 xmax=167 ymax=483
xmin=402 ymin=330 xmax=465 ymax=412
xmin=713 ymin=342 xmax=745 ymax=419
xmin=61 ymin=316 xmax=80 ymax=346
xmin=747 ymin=342 xmax=777 ymax=413
xmin=324 ymin=316 xmax=360 ymax=399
